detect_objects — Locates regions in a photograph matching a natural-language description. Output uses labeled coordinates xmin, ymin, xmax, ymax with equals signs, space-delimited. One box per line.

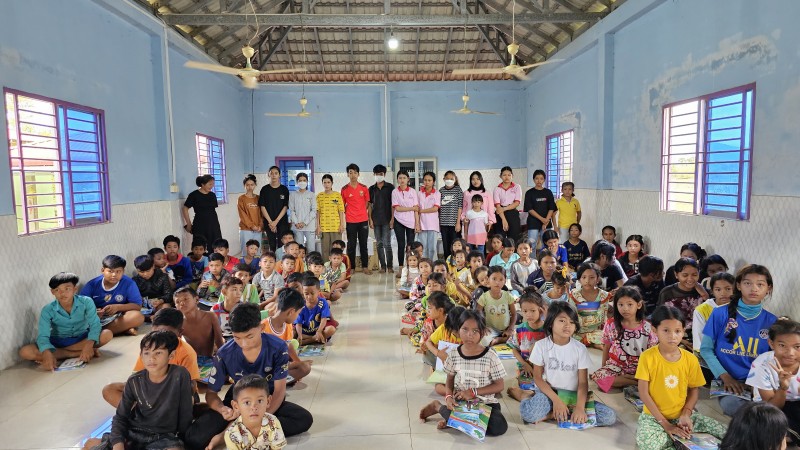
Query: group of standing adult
xmin=182 ymin=164 xmax=562 ymax=274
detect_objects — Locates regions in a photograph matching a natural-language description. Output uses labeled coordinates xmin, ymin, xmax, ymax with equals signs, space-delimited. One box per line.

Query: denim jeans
xmin=239 ymin=230 xmax=263 ymax=257
xmin=469 ymin=244 xmax=485 ymax=254
xmin=418 ymin=230 xmax=439 ymax=261
xmin=373 ymin=224 xmax=394 ymax=269
xmin=293 ymin=230 xmax=317 ymax=252
xmin=519 ymin=389 xmax=616 ymax=426
xmin=527 ymin=228 xmax=541 ymax=248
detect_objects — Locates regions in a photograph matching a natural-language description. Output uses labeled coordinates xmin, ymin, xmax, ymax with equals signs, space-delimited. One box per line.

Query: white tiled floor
xmin=0 ymin=272 xmax=730 ymax=449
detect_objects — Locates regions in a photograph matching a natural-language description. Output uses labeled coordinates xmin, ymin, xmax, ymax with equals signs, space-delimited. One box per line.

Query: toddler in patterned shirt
xmin=225 ymin=374 xmax=287 ymax=450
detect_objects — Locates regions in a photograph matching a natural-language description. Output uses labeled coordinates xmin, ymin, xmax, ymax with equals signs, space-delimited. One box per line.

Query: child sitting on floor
xmin=213 ymin=238 xmax=241 ymax=273
xmin=225 ymin=375 xmax=288 ymax=450
xmin=624 ymin=255 xmax=665 ymax=318
xmin=635 ymin=306 xmax=726 ymax=450
xmin=213 ymin=276 xmax=245 ymax=340
xmin=308 ymin=253 xmax=341 ymax=302
xmin=402 ymin=272 xmax=448 ymax=344
xmin=278 ymin=254 xmax=297 ymax=281
xmin=568 ymin=263 xmax=611 ymax=348
xmin=419 ymin=292 xmax=456 ymax=367
xmin=485 ymin=234 xmax=504 ymax=264
xmin=188 ymin=237 xmax=209 ymax=287
xmin=323 ymin=247 xmax=350 ymax=292
xmin=231 ymin=263 xmax=260 ymax=305
xmin=432 ymin=259 xmax=461 ymax=306
xmin=83 ymin=330 xmax=193 ymax=450
xmin=489 ymin=237 xmax=519 ymax=281
xmin=241 ymin=239 xmax=261 ymax=275
xmin=477 ymin=266 xmax=516 ymax=346
xmin=719 ymin=402 xmax=788 ymax=450
xmin=331 ymin=240 xmax=352 ymax=281
xmin=506 ymin=288 xmax=546 ymax=398
xmin=540 ymin=230 xmax=568 ymax=266
xmin=426 ymin=306 xmax=465 ymax=392
xmin=657 ymin=257 xmax=708 ymax=349
xmin=132 ymin=254 xmax=173 ymax=313
xmin=543 ymin=272 xmax=569 ymax=304
xmin=419 ymin=309 xmax=509 ymax=437
xmin=398 ymin=253 xmax=420 ymax=299
xmin=469 ymin=266 xmax=491 ymax=310
xmin=173 ymin=286 xmax=224 ymax=358
xmin=563 ymin=223 xmax=590 ymax=271
xmin=19 ymin=272 xmax=112 ymax=371
xmin=80 ymin=255 xmax=145 ymax=336
xmin=295 ymin=274 xmax=338 ymax=345
xmin=591 ymin=286 xmax=657 ymax=393
xmin=274 ymin=230 xmax=295 ymax=260
xmin=526 ymin=250 xmax=559 ymax=294
xmin=692 ymin=272 xmax=734 ymax=351
xmin=510 ymin=239 xmax=538 ymax=294
xmin=445 ymin=239 xmax=468 ymax=274
xmin=451 ymin=250 xmax=473 ymax=306
xmin=198 ymin=252 xmax=229 ymax=310
xmin=516 ymin=301 xmax=617 ymax=426
xmin=262 ymin=288 xmax=312 ymax=384
xmin=253 ymin=252 xmax=284 ymax=311
xmin=409 ymin=258 xmax=433 ymax=302
xmin=164 ymin=234 xmax=194 ymax=289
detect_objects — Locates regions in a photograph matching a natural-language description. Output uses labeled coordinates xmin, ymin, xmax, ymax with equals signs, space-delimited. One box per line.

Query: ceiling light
xmin=387 ymin=33 xmax=399 ymax=50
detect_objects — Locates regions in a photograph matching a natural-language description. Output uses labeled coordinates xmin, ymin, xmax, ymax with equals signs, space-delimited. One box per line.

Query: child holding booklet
xmin=506 ymin=288 xmax=546 ymax=399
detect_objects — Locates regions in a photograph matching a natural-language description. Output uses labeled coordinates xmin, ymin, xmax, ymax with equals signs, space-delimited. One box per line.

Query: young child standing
xmin=83 ymin=331 xmax=193 ymax=450
xmin=657 ymin=257 xmax=708 ymax=348
xmin=568 ymin=263 xmax=610 ymax=348
xmin=295 ymin=275 xmax=338 ymax=345
xmin=477 ymin=266 xmax=516 ymax=346
xmin=262 ymin=288 xmax=312 ymax=384
xmin=692 ymin=272 xmax=735 ymax=351
xmin=563 ymin=223 xmax=590 ymax=271
xmin=510 ymin=239 xmax=538 ymax=294
xmin=80 ymin=255 xmax=145 ymax=336
xmin=591 ymin=286 xmax=657 ymax=392
xmin=419 ymin=309 xmax=509 ymax=437
xmin=517 ymin=302 xmax=616 ymax=426
xmin=700 ymin=264 xmax=777 ymax=417
xmin=506 ymin=289 xmax=547 ymax=397
xmin=464 ymin=195 xmax=490 ymax=253
xmin=212 ymin=276 xmax=245 ymax=340
xmin=173 ymin=286 xmax=224 ymax=357
xmin=19 ymin=272 xmax=112 ymax=371
xmin=554 ymin=182 xmax=581 ymax=239
xmin=635 ymin=306 xmax=727 ymax=450
xmin=225 ymin=375 xmax=288 ymax=450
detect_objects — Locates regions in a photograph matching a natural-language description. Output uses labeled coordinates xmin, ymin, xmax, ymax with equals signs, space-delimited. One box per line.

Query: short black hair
xmin=768 ymin=318 xmax=800 ymax=341
xmin=432 ymin=259 xmax=447 ymax=269
xmin=102 ymin=255 xmax=126 ymax=270
xmin=49 ymin=272 xmax=79 ymax=289
xmin=163 ymin=235 xmax=181 ymax=247
xmin=532 ymin=169 xmax=546 ymax=179
xmin=322 ymin=174 xmax=333 ymax=183
xmin=373 ymin=164 xmax=387 ymax=174
xmin=245 ymin=239 xmax=260 ymax=248
xmin=286 ymin=272 xmax=305 ymax=285
xmin=306 ymin=254 xmax=324 ymax=266
xmin=191 ymin=237 xmax=207 ymax=249
xmin=174 ymin=286 xmax=198 ymax=299
xmin=543 ymin=302 xmax=580 ymax=337
xmin=674 ymin=257 xmax=699 ymax=273
xmin=467 ymin=251 xmax=483 ymax=262
xmin=140 ymin=330 xmax=179 ymax=353
xmin=233 ymin=374 xmax=271 ymax=399
xmin=229 ymin=303 xmax=262 ymax=333
xmin=234 ymin=263 xmax=252 ymax=274
xmin=134 ymin=255 xmax=155 ymax=271
xmin=329 ymin=247 xmax=344 ymax=257
xmin=152 ymin=307 xmax=184 ymax=329
xmin=301 ymin=274 xmax=320 ymax=288
xmin=471 ymin=195 xmax=483 ymax=203
xmin=542 ymin=230 xmax=559 ymax=243
xmin=719 ymin=402 xmax=788 ymax=450
xmin=208 ymin=252 xmax=225 ymax=263
xmin=212 ymin=238 xmax=230 ymax=250
xmin=281 ymin=230 xmax=295 ymax=239
xmin=277 ymin=288 xmax=306 ymax=311
xmin=285 ymin=241 xmax=299 ymax=250
xmin=148 ymin=247 xmax=165 ymax=257
xmin=282 ymin=254 xmax=297 ymax=262
xmin=260 ymin=251 xmax=277 ymax=261
xmin=221 ymin=275 xmax=244 ymax=290
xmin=638 ymin=255 xmax=664 ymax=277
xmin=457 ymin=309 xmax=487 ymax=336
xmin=346 ymin=163 xmax=360 ymax=173
xmin=332 ymin=239 xmax=346 ymax=248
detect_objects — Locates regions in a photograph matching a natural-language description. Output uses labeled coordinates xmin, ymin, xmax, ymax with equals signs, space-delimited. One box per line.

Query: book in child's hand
xmin=298 ymin=345 xmax=325 ymax=357
xmin=98 ymin=313 xmax=120 ymax=327
xmin=198 ymin=298 xmax=216 ymax=308
xmin=709 ymin=380 xmax=752 ymax=401
xmin=446 ymin=401 xmax=492 ymax=442
xmin=435 ymin=341 xmax=460 ymax=371
xmin=492 ymin=344 xmax=515 ymax=360
xmin=426 ymin=370 xmax=447 ymax=384
xmin=623 ymin=386 xmax=644 ymax=412
xmin=197 ymin=356 xmax=214 ymax=383
xmin=56 ymin=357 xmax=86 ymax=372
xmin=555 ymin=390 xmax=598 ymax=430
xmin=518 ymin=373 xmax=535 ymax=391
xmin=671 ymin=433 xmax=720 ymax=450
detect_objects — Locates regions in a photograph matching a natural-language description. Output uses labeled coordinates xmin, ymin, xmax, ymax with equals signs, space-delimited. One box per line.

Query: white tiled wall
xmin=582 ymin=189 xmax=800 ymax=319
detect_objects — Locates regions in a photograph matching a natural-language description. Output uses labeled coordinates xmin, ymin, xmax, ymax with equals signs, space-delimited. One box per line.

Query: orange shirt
xmin=133 ymin=337 xmax=201 ymax=381
xmin=261 ymin=317 xmax=294 ymax=342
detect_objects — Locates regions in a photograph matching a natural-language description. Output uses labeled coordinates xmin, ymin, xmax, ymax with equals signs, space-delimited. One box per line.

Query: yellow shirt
xmin=555 ymin=197 xmax=581 ymax=229
xmin=635 ymin=346 xmax=706 ymax=420
xmin=316 ymin=191 xmax=345 ymax=232
xmin=429 ymin=323 xmax=461 ymax=346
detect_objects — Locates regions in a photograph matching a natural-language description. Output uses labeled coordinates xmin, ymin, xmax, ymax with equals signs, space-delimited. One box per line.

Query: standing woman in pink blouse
xmin=462 ymin=171 xmax=496 ymax=253
xmin=493 ymin=166 xmax=522 ymax=241
xmin=416 ymin=171 xmax=441 ymax=261
xmin=392 ymin=169 xmax=420 ymax=275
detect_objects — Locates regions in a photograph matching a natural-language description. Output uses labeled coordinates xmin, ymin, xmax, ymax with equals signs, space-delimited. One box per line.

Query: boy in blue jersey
xmin=80 ymin=255 xmax=145 ymax=336
xmin=19 ymin=272 xmax=113 ymax=371
xmin=296 ymin=274 xmax=338 ymax=345
xmin=183 ymin=302 xmax=313 ymax=450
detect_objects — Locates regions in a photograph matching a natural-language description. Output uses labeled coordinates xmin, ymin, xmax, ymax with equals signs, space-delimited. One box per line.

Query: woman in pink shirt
xmin=416 ymin=171 xmax=441 ymax=261
xmin=462 ymin=171 xmax=496 ymax=252
xmin=392 ymin=170 xmax=420 ymax=273
xmin=493 ymin=166 xmax=522 ymax=241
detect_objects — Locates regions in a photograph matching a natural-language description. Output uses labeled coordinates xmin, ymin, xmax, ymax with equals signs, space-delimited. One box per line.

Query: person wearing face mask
xmin=288 ymin=172 xmax=317 ymax=252
xmin=368 ymin=164 xmax=395 ymax=273
xmin=439 ymin=170 xmax=464 ymax=260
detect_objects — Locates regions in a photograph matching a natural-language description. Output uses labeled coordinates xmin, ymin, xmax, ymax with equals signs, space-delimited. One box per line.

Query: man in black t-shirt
xmin=259 ymin=166 xmax=290 ymax=252
xmin=368 ymin=164 xmax=395 ymax=273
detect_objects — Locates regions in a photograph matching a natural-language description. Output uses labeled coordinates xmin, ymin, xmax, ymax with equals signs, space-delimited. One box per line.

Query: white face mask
xmin=444 ymin=179 xmax=455 ymax=187
xmin=374 ymin=175 xmax=385 ymax=184
xmin=296 ymin=181 xmax=308 ymax=190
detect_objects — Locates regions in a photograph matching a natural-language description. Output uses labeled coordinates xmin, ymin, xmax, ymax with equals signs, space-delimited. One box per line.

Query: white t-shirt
xmin=530 ymin=337 xmax=591 ymax=391
xmin=746 ymin=351 xmax=800 ymax=402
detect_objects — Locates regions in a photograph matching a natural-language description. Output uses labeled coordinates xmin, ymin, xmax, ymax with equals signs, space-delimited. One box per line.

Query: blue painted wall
xmin=525 ymin=0 xmax=800 ymax=196
xmin=0 ymin=0 xmax=251 ymax=218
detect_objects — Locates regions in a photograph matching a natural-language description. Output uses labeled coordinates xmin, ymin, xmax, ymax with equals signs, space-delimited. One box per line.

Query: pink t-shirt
xmin=465 ymin=209 xmax=489 ymax=245
xmin=462 ymin=190 xmax=496 ymax=224
xmin=391 ymin=186 xmax=419 ymax=229
xmin=493 ymin=182 xmax=522 ymax=208
xmin=418 ymin=188 xmax=441 ymax=231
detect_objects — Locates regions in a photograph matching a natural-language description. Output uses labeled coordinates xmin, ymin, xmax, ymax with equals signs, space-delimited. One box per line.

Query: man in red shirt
xmin=341 ymin=163 xmax=372 ymax=275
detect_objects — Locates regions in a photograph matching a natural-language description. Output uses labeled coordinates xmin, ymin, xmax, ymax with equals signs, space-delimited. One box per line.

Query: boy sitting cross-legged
xmin=296 ymin=274 xmax=338 ymax=345
xmin=278 ymin=254 xmax=297 ymax=282
xmin=132 ymin=255 xmax=173 ymax=313
xmin=307 ymin=252 xmax=342 ymax=302
xmin=253 ymin=251 xmax=285 ymax=312
xmin=323 ymin=247 xmax=350 ymax=293
xmin=231 ymin=263 xmax=260 ymax=304
xmin=213 ymin=276 xmax=245 ymax=341
xmin=173 ymin=286 xmax=224 ymax=358
xmin=164 ymin=234 xmax=194 ymax=289
xmin=80 ymin=255 xmax=145 ymax=336
xmin=225 ymin=374 xmax=288 ymax=450
xmin=262 ymin=288 xmax=312 ymax=384
xmin=198 ymin=252 xmax=229 ymax=310
xmin=330 ymin=240 xmax=352 ymax=282
xmin=83 ymin=330 xmax=194 ymax=450
xmin=19 ymin=272 xmax=113 ymax=371
xmin=101 ymin=307 xmax=201 ymax=408
xmin=183 ymin=303 xmax=313 ymax=450
xmin=212 ymin=238 xmax=241 ymax=273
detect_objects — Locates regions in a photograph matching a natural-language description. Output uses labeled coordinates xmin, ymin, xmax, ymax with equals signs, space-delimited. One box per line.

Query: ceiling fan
xmin=451 ymin=0 xmax=560 ymax=80
xmin=451 ymin=25 xmax=500 ymax=115
xmin=183 ymin=0 xmax=306 ymax=89
xmin=265 ymin=23 xmax=316 ymax=118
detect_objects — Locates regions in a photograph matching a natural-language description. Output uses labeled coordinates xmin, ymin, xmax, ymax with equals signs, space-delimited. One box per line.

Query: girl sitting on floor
xmin=568 ymin=263 xmax=610 ymax=348
xmin=397 ymin=253 xmax=420 ymax=299
xmin=510 ymin=239 xmax=538 ymax=294
xmin=418 ymin=292 xmax=456 ymax=366
xmin=477 ymin=266 xmax=516 ymax=346
xmin=526 ymin=250 xmax=559 ymax=294
xmin=426 ymin=305 xmax=466 ymax=396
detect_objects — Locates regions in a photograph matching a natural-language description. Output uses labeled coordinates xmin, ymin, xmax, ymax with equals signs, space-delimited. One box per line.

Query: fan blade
xmin=259 ymin=68 xmax=309 ymax=75
xmin=184 ymin=61 xmax=243 ymax=76
xmin=451 ymin=68 xmax=505 ymax=76
xmin=517 ymin=59 xmax=563 ymax=70
xmin=512 ymin=72 xmax=531 ymax=81
xmin=265 ymin=113 xmax=302 ymax=117
xmin=450 ymin=109 xmax=471 ymax=114
xmin=472 ymin=111 xmax=502 ymax=115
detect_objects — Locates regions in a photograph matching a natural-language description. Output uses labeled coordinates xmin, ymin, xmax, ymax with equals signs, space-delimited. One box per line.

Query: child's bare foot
xmin=507 ymin=386 xmax=534 ymax=402
xmin=437 ymin=420 xmax=448 ymax=430
xmin=126 ymin=328 xmax=138 ymax=336
xmin=93 ymin=348 xmax=102 ymax=358
xmin=400 ymin=328 xmax=413 ymax=335
xmin=534 ymin=412 xmax=554 ymax=424
xmin=419 ymin=400 xmax=441 ymax=422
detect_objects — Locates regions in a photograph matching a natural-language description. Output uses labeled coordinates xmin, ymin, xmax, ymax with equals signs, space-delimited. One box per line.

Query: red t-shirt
xmin=341 ymin=183 xmax=370 ymax=223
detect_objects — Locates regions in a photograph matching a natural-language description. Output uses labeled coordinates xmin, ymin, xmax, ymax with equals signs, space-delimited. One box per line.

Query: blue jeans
xmin=519 ymin=389 xmax=617 ymax=426
xmin=293 ymin=230 xmax=317 ymax=252
xmin=527 ymin=228 xmax=541 ymax=248
xmin=373 ymin=224 xmax=394 ymax=269
xmin=718 ymin=395 xmax=748 ymax=417
xmin=239 ymin=230 xmax=263 ymax=257
xmin=469 ymin=244 xmax=485 ymax=254
xmin=418 ymin=230 xmax=439 ymax=261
